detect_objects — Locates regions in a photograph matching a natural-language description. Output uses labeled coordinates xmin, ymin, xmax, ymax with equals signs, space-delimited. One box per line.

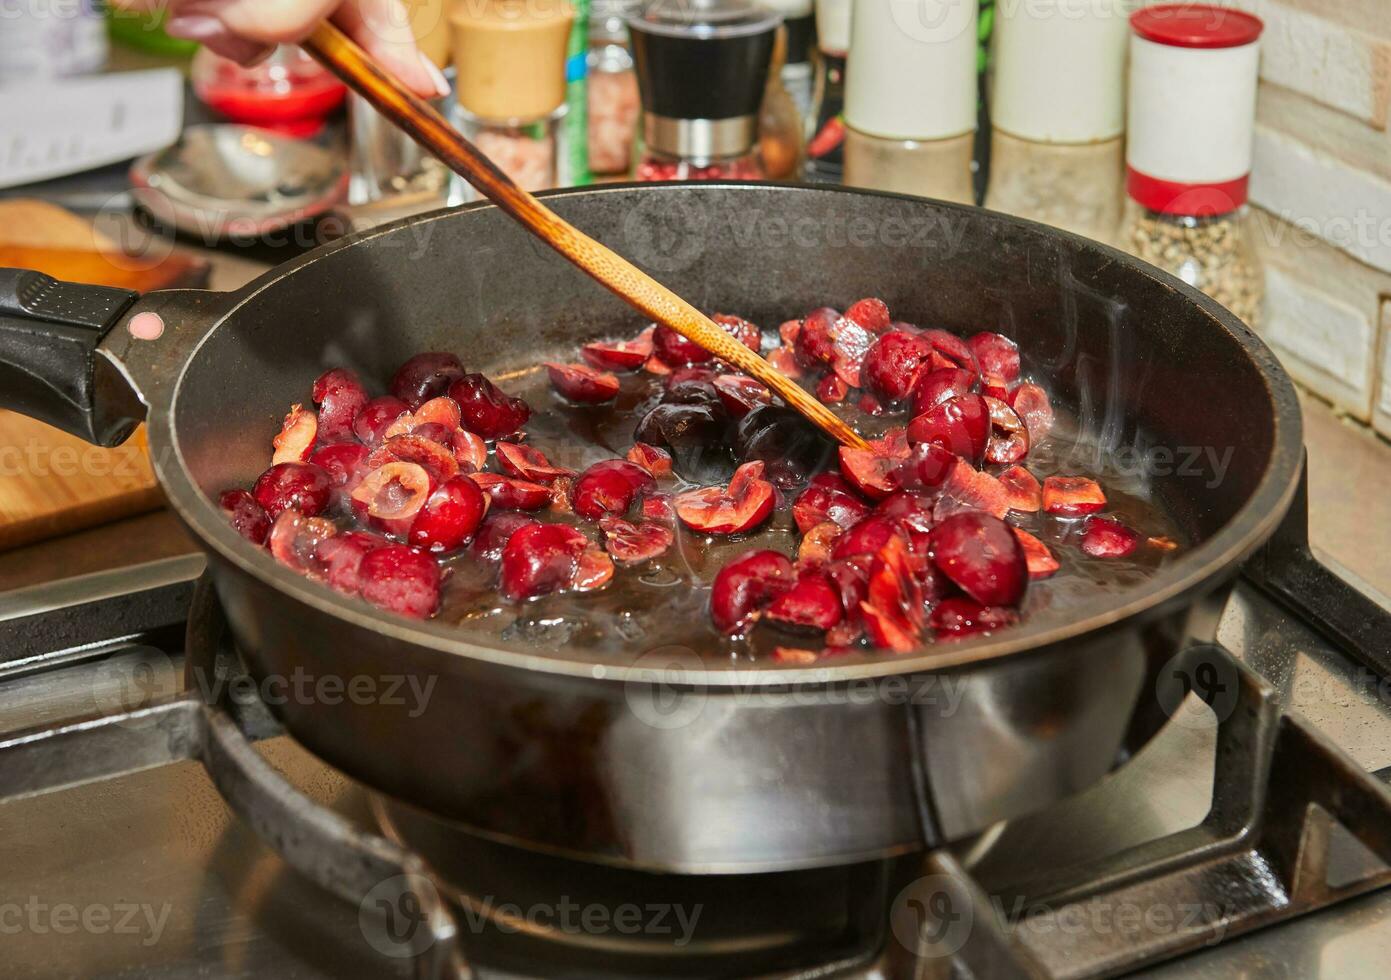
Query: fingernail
xmin=164 ymin=14 xmax=224 ymax=41
xmin=420 ymin=53 xmax=450 ymax=98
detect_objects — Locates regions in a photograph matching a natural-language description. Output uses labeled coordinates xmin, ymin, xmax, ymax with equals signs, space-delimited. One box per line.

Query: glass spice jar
xmin=587 ymin=0 xmax=641 ymax=176
xmin=1120 ymin=4 xmax=1266 ymax=326
xmin=805 ymin=0 xmax=850 ymax=182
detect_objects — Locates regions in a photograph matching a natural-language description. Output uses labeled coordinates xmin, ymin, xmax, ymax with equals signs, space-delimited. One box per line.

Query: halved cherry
xmin=797 ymin=521 xmax=843 ymax=564
xmin=310 ymin=443 xmax=371 ymax=499
xmin=910 ymin=367 xmax=975 ymax=417
xmin=968 ymin=332 xmax=1020 ymax=382
xmin=907 ymin=394 xmax=990 ymax=465
xmin=312 ymin=369 xmax=369 ymax=443
xmin=859 ymin=601 xmax=919 ymax=653
xmin=254 ymin=462 xmax=333 ymax=518
xmin=545 ymin=362 xmax=621 ymax=403
xmin=983 ymin=397 xmax=1030 ymax=465
xmin=573 ymin=543 xmax=616 ymax=591
xmin=845 ymin=297 xmax=891 ymax=333
xmin=644 ymin=354 xmax=672 ymax=376
xmin=930 ymin=598 xmax=1019 ymax=640
xmin=929 ymin=512 xmax=1029 ymax=607
xmin=572 ymin=460 xmax=657 ymax=520
xmin=351 ymin=461 xmax=433 ymax=521
xmin=385 ymin=433 xmax=460 ymax=480
xmin=838 ymin=427 xmax=911 ymax=500
xmin=932 ymin=459 xmax=1011 ymax=521
xmin=712 ymin=374 xmax=772 ymax=417
xmin=651 ymin=324 xmax=714 ymax=366
xmin=640 ymin=492 xmax=675 ymax=523
xmin=778 ymin=319 xmax=801 ymax=345
xmin=470 ymin=473 xmax=552 ymax=511
xmin=675 ymin=461 xmax=775 ymax=535
xmin=471 ymin=512 xmax=540 ymax=561
xmin=794 ymin=307 xmax=840 ymax=369
xmin=599 ymin=516 xmax=674 ymax=563
xmin=864 ymin=535 xmax=925 ymax=642
xmin=711 ymin=313 xmax=763 ymax=354
xmin=998 ymin=465 xmax=1042 ymax=512
xmin=315 ymin=530 xmax=386 ymax=595
xmin=219 ymin=489 xmax=271 ymax=545
xmin=874 ymin=491 xmax=936 ymax=551
xmin=709 ymin=550 xmax=795 ymax=634
xmin=626 ymin=442 xmax=674 ymax=477
xmin=895 ymin=441 xmax=956 ymax=491
xmin=497 ymin=442 xmax=573 ymax=483
xmin=354 ymin=396 xmax=410 ymax=447
xmin=766 ymin=346 xmax=803 ymax=379
xmin=1012 ymin=527 xmax=1060 ymax=579
xmin=452 ymin=429 xmax=488 ymax=472
xmin=1081 ymin=517 xmax=1141 ymax=558
xmin=269 ymin=508 xmax=337 ymax=573
xmin=499 ymin=523 xmax=589 ymax=600
xmin=767 ymin=570 xmax=844 ymax=632
xmin=861 ymin=330 xmax=935 ymax=402
xmin=581 ymin=334 xmax=654 ymax=371
xmin=793 ymin=480 xmax=871 ymax=532
xmin=413 ymin=396 xmax=464 ymax=433
xmin=1008 ymin=384 xmax=1055 ymax=444
xmin=390 ymin=352 xmax=465 ymax=409
xmin=409 ymin=475 xmax=488 ymax=553
xmin=1042 ymin=476 xmax=1107 ymax=517
xmin=448 ymin=373 xmax=531 ymax=439
xmin=272 ymin=404 xmax=318 ymax=464
xmin=817 ymin=374 xmax=849 ymax=404
xmin=979 ymin=375 xmax=1010 ymax=402
xmin=920 ymin=328 xmax=977 ymax=373
xmin=832 ymin=514 xmax=909 ymax=560
xmin=830 ymin=318 xmax=874 ymax=389
xmin=358 ymin=545 xmax=442 ymax=619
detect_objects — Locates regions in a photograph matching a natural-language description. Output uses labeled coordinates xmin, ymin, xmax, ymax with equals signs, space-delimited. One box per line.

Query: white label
xmin=0 ymin=70 xmax=184 ymax=190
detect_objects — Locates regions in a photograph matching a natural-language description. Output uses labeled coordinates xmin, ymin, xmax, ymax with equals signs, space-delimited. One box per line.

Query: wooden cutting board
xmin=0 ymin=200 xmax=208 ymax=552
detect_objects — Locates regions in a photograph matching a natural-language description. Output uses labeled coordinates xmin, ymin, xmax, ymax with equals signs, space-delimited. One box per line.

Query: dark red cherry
xmin=219 ymin=488 xmax=270 ymax=545
xmin=1080 ymin=517 xmax=1141 ymax=558
xmin=545 ymin=362 xmax=620 ymax=403
xmin=861 ymin=330 xmax=935 ymax=402
xmin=929 ymin=512 xmax=1028 ymax=607
xmin=651 ymin=325 xmax=715 ymax=366
xmin=499 ymin=523 xmax=589 ymax=600
xmin=844 ymin=297 xmax=891 ymax=333
xmin=353 ymin=396 xmax=410 ymax=446
xmin=471 ymin=512 xmax=541 ymax=561
xmin=311 ymin=368 xmax=369 ymax=443
xmin=409 ymin=475 xmax=488 ymax=553
xmin=358 ymin=545 xmax=442 ymax=619
xmin=793 ymin=307 xmax=840 ymax=369
xmin=448 ymin=373 xmax=532 ymax=439
xmin=910 ymin=367 xmax=975 ymax=417
xmin=967 ymin=332 xmax=1020 ymax=382
xmin=792 ymin=481 xmax=871 ymax=533
xmin=709 ymin=550 xmax=795 ymax=634
xmin=906 ymin=394 xmax=991 ymax=466
xmin=599 ymin=517 xmax=674 ymax=564
xmin=766 ymin=570 xmax=844 ymax=633
xmin=572 ymin=460 xmax=657 ymax=520
xmin=390 ymin=352 xmax=465 ymax=409
xmin=674 ymin=461 xmax=775 ymax=535
xmin=253 ymin=462 xmax=333 ymax=518
xmin=315 ymin=531 xmax=387 ymax=595
xmin=930 ymin=598 xmax=1019 ymax=639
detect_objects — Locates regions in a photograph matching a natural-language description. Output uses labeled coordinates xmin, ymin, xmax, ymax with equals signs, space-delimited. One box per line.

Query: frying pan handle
xmin=0 ymin=268 xmax=142 ymax=446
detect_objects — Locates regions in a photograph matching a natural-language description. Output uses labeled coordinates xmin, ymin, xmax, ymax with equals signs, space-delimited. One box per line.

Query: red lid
xmin=1127 ymin=167 xmax=1248 ymax=216
xmin=1131 ymin=4 xmax=1263 ymax=49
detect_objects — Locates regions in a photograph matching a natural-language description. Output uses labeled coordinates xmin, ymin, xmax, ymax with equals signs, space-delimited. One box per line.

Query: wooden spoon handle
xmin=302 ymin=23 xmax=870 ymax=451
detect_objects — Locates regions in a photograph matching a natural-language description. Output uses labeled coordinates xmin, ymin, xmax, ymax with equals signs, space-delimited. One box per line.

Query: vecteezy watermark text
xmin=0 ymin=898 xmax=172 ymax=948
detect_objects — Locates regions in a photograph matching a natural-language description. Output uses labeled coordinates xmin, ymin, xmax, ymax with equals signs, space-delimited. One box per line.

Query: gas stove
xmin=2 ymin=476 xmax=1391 ymax=980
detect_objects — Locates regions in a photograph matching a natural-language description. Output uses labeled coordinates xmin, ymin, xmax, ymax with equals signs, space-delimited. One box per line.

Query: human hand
xmin=116 ymin=0 xmax=449 ymax=99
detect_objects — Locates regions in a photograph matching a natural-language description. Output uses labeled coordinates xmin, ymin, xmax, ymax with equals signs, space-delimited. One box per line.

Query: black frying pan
xmin=0 ymin=183 xmax=1302 ymax=872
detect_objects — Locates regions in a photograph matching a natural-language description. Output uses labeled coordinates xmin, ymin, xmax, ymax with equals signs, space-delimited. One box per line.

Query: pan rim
xmin=154 ymin=181 xmax=1305 ymax=686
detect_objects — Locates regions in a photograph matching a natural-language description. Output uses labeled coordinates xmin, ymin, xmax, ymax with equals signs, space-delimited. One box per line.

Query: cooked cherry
xmin=471 ymin=511 xmax=540 ymax=561
xmin=385 ymin=433 xmax=460 ymax=480
xmin=735 ymin=405 xmax=834 ymax=490
xmin=545 ymin=362 xmax=620 ymax=403
xmin=315 ymin=530 xmax=386 ymax=594
xmin=709 ymin=550 xmax=795 ymax=634
xmin=767 ymin=570 xmax=843 ymax=632
xmin=968 ymin=332 xmax=1021 ymax=382
xmin=830 ymin=319 xmax=874 ymax=389
xmin=797 ymin=521 xmax=843 ymax=564
xmin=920 ymin=329 xmax=977 ymax=373
xmin=910 ymin=367 xmax=975 ymax=417
xmin=906 ymin=394 xmax=991 ymax=465
xmin=712 ymin=374 xmax=772 ymax=417
xmin=470 ymin=473 xmax=552 ymax=511
xmin=350 ymin=461 xmax=433 ymax=521
xmin=675 ymin=461 xmax=776 ymax=535
xmin=861 ymin=536 xmax=925 ymax=651
xmin=633 ymin=401 xmax=731 ymax=484
xmin=930 ymin=598 xmax=1019 ymax=639
xmin=844 ymin=297 xmax=891 ymax=333
xmin=767 ymin=346 xmax=803 ymax=379
xmin=983 ymin=396 xmax=1030 ymax=465
xmin=640 ymin=492 xmax=675 ymax=523
xmin=496 ymin=442 xmax=573 ymax=483
xmin=1008 ymin=384 xmax=1055 ymax=444
xmin=452 ymin=429 xmax=488 ymax=472
xmin=933 ymin=459 xmax=1011 ymax=521
xmin=499 ymin=523 xmax=589 ymax=600
xmin=272 ymin=404 xmax=318 ymax=464
xmin=1012 ymin=527 xmax=1060 ymax=579
xmin=358 ymin=545 xmax=442 ymax=618
xmin=793 ymin=480 xmax=871 ymax=532
xmin=409 ymin=475 xmax=488 ymax=553
xmin=254 ymin=462 xmax=333 ymax=518
xmin=998 ymin=465 xmax=1042 ymax=512
xmin=929 ymin=512 xmax=1028 ymax=607
xmin=862 ymin=330 xmax=935 ymax=402
xmin=859 ymin=601 xmax=918 ymax=653
xmin=979 ymin=375 xmax=1010 ymax=402
xmin=1042 ymin=476 xmax=1107 ymax=517
xmin=858 ymin=392 xmax=886 ymax=416
xmin=1081 ymin=517 xmax=1141 ymax=558
xmin=838 ymin=444 xmax=905 ymax=500
xmin=582 ymin=334 xmax=653 ymax=371
xmin=219 ymin=488 xmax=271 ymax=545
xmin=312 ymin=369 xmax=369 ymax=443
xmin=794 ymin=307 xmax=840 ymax=369
xmin=599 ymin=516 xmax=674 ymax=563
xmin=832 ymin=514 xmax=908 ymax=560
xmin=895 ymin=441 xmax=956 ymax=491
xmin=571 ymin=460 xmax=656 ymax=521
xmin=817 ymin=374 xmax=849 ymax=403
xmin=626 ymin=441 xmax=674 ymax=477
xmin=269 ymin=508 xmax=336 ymax=572
xmin=874 ymin=491 xmax=936 ymax=550
xmin=711 ymin=314 xmax=763 ymax=353
xmin=390 ymin=352 xmax=465 ymax=409
xmin=651 ymin=325 xmax=715 ymax=366
xmin=448 ymin=373 xmax=532 ymax=439
xmin=310 ymin=443 xmax=371 ymax=499
xmin=354 ymin=396 xmax=410 ymax=447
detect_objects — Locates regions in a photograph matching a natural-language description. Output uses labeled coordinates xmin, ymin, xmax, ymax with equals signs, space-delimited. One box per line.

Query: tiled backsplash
xmin=1202 ymin=0 xmax=1391 ymax=436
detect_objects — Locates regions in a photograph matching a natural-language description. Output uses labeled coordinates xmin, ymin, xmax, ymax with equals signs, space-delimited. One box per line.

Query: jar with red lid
xmin=1121 ymin=4 xmax=1265 ymax=326
xmin=192 ymin=45 xmax=345 ymax=139
xmin=627 ymin=0 xmax=780 ymax=181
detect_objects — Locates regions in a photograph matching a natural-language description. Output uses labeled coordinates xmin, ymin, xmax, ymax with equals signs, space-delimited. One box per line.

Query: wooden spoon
xmin=302 ymin=23 xmax=870 ymax=451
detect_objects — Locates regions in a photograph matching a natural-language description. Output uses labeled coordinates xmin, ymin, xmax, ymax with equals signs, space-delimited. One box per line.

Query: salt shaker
xmin=1121 ymin=4 xmax=1265 ymax=326
xmin=842 ymin=0 xmax=978 ymax=204
xmin=627 ymin=0 xmax=781 ymax=181
xmin=447 ymin=0 xmax=576 ymax=204
xmin=984 ymin=0 xmax=1130 ymax=243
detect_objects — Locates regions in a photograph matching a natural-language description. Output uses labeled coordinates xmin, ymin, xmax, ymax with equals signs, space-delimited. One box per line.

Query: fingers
xmin=332 ymin=0 xmax=450 ymax=99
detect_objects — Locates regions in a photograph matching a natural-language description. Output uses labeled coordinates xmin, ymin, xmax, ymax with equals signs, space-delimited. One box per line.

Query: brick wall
xmin=1142 ymin=0 xmax=1391 ymax=434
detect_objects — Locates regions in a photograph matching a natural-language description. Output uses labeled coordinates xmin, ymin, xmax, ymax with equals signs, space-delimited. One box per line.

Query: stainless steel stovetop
xmin=1 ymin=551 xmax=1390 ymax=979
